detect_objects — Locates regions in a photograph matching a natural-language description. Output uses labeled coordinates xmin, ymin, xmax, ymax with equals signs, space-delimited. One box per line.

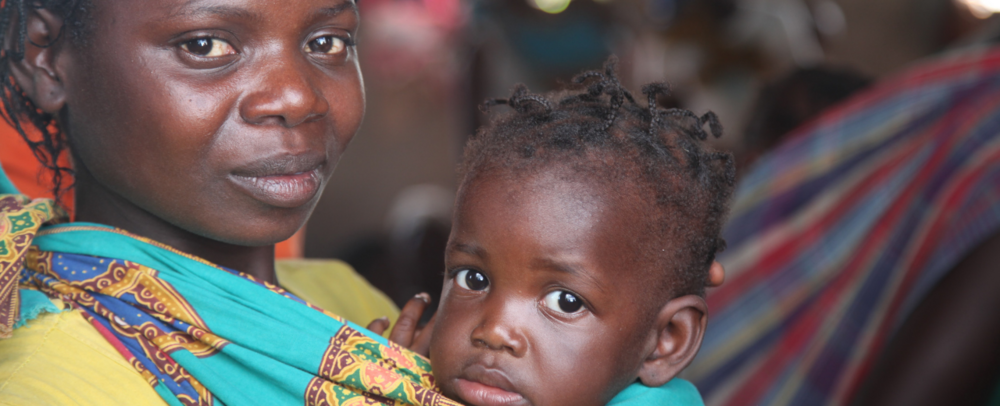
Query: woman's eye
xmin=543 ymin=290 xmax=585 ymax=314
xmin=180 ymin=38 xmax=235 ymax=57
xmin=305 ymin=35 xmax=346 ymax=55
xmin=454 ymin=269 xmax=489 ymax=291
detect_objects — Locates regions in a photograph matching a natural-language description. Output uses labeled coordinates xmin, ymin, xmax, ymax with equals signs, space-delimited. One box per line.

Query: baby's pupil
xmin=187 ymin=39 xmax=213 ymax=55
xmin=465 ymin=271 xmax=489 ymax=291
xmin=558 ymin=292 xmax=582 ymax=312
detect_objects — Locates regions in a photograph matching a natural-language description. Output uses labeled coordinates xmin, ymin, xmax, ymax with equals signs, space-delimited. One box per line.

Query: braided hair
xmin=461 ymin=57 xmax=735 ymax=297
xmin=0 ymin=0 xmax=91 ymax=204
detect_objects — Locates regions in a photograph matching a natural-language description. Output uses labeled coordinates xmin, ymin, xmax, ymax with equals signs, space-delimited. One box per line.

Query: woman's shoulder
xmin=276 ymin=259 xmax=400 ymax=327
xmin=0 ymin=303 xmax=166 ymax=406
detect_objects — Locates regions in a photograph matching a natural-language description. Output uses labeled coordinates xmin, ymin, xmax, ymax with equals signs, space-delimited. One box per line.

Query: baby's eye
xmin=180 ymin=37 xmax=236 ymax=57
xmin=454 ymin=269 xmax=489 ymax=291
xmin=543 ymin=290 xmax=584 ymax=314
xmin=305 ymin=35 xmax=347 ymax=55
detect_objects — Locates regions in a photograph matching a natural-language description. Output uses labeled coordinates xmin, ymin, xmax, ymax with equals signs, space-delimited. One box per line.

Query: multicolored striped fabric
xmin=687 ymin=47 xmax=1000 ymax=405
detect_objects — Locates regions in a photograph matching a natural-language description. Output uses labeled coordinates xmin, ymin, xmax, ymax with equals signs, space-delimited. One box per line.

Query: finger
xmin=390 ymin=293 xmax=431 ymax=347
xmin=366 ymin=316 xmax=390 ymax=335
xmin=410 ymin=311 xmax=436 ymax=357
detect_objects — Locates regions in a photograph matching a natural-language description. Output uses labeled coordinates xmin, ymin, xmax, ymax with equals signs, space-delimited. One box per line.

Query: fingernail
xmin=415 ymin=293 xmax=430 ymax=303
xmin=378 ymin=316 xmax=389 ymax=322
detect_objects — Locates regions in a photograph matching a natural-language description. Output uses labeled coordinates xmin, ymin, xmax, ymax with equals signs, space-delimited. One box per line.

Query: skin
xmin=429 ymin=166 xmax=709 ymax=406
xmin=10 ymin=0 xmax=364 ymax=282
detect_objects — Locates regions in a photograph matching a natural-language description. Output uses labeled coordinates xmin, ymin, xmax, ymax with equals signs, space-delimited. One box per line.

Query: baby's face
xmin=431 ymin=167 xmax=663 ymax=406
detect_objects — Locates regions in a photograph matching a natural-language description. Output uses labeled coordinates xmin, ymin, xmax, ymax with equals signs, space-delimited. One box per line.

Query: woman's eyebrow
xmin=310 ymin=1 xmax=359 ymax=19
xmin=168 ymin=4 xmax=263 ymax=23
xmin=167 ymin=1 xmax=357 ymax=24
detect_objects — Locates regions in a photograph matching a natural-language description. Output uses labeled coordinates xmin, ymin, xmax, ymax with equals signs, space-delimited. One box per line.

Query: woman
xmin=0 ymin=0 xmax=454 ymax=405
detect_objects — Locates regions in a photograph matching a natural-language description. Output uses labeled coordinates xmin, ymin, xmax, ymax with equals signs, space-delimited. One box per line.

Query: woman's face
xmin=57 ymin=0 xmax=363 ymax=245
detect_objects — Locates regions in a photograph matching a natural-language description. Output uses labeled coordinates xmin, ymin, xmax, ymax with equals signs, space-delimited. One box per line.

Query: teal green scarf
xmin=0 ymin=162 xmax=458 ymax=405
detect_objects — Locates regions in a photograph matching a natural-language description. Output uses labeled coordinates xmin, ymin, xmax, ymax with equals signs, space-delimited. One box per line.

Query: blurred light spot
xmin=958 ymin=0 xmax=1000 ymax=18
xmin=529 ymin=0 xmax=572 ymax=14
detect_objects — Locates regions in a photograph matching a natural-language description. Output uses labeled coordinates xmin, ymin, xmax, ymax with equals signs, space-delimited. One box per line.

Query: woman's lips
xmin=454 ymin=378 xmax=527 ymax=406
xmin=229 ymin=168 xmax=322 ymax=208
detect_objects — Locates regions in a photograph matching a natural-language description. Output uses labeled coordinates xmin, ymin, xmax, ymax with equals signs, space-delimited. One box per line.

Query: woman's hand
xmin=367 ymin=293 xmax=436 ymax=357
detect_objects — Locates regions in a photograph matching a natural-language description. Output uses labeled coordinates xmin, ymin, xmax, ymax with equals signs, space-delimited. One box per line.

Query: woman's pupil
xmin=189 ymin=38 xmax=212 ymax=55
xmin=311 ymin=37 xmax=332 ymax=53
xmin=465 ymin=271 xmax=488 ymax=290
xmin=558 ymin=292 xmax=582 ymax=312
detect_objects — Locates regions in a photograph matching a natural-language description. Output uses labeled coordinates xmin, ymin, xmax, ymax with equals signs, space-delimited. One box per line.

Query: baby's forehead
xmin=461 ymin=160 xmax=669 ymax=226
xmin=455 ymin=165 xmax=682 ymax=287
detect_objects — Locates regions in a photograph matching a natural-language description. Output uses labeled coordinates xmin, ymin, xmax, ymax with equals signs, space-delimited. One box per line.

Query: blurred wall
xmin=304 ymin=2 xmax=464 ymax=258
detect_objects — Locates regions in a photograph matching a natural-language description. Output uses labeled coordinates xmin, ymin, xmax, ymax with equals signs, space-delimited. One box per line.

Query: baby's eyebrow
xmin=533 ymin=258 xmax=581 ymax=276
xmin=447 ymin=241 xmax=487 ymax=259
xmin=532 ymin=258 xmax=609 ymax=294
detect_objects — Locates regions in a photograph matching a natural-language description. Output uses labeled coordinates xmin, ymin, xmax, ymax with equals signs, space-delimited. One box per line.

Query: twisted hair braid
xmin=0 ymin=0 xmax=91 ymax=204
xmin=463 ymin=57 xmax=735 ymax=297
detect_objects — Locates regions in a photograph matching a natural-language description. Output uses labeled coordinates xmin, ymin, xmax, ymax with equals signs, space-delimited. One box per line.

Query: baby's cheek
xmin=428 ymin=310 xmax=464 ymax=389
xmin=429 ymin=343 xmax=463 ymax=398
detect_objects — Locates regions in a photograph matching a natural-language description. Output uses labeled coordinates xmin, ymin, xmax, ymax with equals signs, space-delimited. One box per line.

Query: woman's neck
xmin=72 ymin=168 xmax=278 ymax=284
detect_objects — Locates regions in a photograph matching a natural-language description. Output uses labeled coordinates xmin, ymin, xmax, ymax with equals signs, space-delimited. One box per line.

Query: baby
xmin=378 ymin=59 xmax=734 ymax=406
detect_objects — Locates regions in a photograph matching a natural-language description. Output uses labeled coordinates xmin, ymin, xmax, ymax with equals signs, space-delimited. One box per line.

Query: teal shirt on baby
xmin=608 ymin=379 xmax=705 ymax=405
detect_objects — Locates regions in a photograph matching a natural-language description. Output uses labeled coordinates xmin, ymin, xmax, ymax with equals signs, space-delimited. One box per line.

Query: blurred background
xmin=302 ymin=2 xmax=1000 ymax=404
xmin=305 ymin=0 xmax=999 ymax=314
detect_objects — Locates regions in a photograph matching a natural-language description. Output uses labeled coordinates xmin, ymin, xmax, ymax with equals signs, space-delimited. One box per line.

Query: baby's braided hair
xmin=461 ymin=57 xmax=735 ymax=297
xmin=0 ymin=0 xmax=91 ymax=204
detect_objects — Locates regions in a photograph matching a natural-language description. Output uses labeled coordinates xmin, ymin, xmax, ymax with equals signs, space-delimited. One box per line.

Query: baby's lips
xmin=453 ymin=377 xmax=527 ymax=406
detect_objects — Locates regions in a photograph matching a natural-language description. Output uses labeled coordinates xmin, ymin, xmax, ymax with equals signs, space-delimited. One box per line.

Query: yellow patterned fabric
xmin=0 ymin=195 xmax=63 ymax=338
xmin=0 ymin=261 xmax=402 ymax=406
xmin=0 ymin=305 xmax=169 ymax=406
xmin=275 ymin=259 xmax=400 ymax=331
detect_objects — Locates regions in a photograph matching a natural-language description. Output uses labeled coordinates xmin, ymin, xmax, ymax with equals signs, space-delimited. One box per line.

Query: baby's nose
xmin=469 ymin=304 xmax=528 ymax=357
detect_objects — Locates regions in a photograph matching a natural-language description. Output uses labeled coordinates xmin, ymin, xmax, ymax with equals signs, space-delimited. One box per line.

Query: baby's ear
xmin=637 ymin=295 xmax=707 ymax=387
xmin=7 ymin=7 xmax=68 ymax=114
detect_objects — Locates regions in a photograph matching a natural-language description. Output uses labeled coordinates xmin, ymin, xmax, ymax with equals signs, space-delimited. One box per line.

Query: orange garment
xmin=0 ymin=124 xmax=73 ymax=209
xmin=0 ymin=124 xmax=305 ymax=258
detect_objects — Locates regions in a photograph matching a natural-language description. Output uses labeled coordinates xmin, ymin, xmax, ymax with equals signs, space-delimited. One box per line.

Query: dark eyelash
xmin=445 ymin=267 xmax=470 ymax=278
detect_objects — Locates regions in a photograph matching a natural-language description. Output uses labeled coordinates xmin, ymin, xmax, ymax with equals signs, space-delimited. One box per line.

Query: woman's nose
xmin=239 ymin=57 xmax=330 ymax=128
xmin=470 ymin=301 xmax=528 ymax=357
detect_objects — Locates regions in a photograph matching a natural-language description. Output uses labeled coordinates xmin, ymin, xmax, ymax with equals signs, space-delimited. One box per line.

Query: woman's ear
xmin=637 ymin=295 xmax=708 ymax=387
xmin=7 ymin=7 xmax=68 ymax=114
